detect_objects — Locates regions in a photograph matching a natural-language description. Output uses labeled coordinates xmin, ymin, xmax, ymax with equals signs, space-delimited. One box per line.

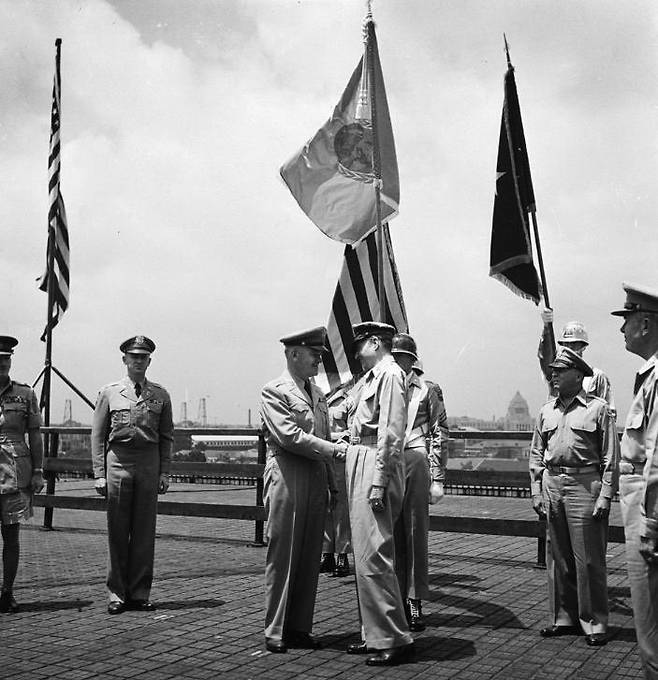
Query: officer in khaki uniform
xmin=612 ymin=283 xmax=658 ymax=678
xmin=91 ymin=336 xmax=173 ymax=615
xmin=529 ymin=347 xmax=619 ymax=646
xmin=0 ymin=336 xmax=44 ymax=613
xmin=345 ymin=322 xmax=414 ymax=667
xmin=391 ymin=334 xmax=447 ymax=632
xmin=260 ymin=326 xmax=347 ymax=653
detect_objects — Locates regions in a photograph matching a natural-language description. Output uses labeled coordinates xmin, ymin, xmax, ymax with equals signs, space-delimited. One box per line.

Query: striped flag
xmin=38 ymin=39 xmax=70 ymax=341
xmin=317 ymin=223 xmax=408 ymax=393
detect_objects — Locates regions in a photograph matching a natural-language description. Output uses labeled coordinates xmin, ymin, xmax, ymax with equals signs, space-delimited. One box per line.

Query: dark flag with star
xmin=489 ymin=60 xmax=541 ymax=304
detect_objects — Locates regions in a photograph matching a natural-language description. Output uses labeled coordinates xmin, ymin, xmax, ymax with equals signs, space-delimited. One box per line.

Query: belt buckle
xmin=350 ymin=435 xmax=361 ymax=445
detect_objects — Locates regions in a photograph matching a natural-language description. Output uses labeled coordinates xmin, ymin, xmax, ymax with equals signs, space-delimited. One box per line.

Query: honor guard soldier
xmin=91 ymin=335 xmax=174 ymax=615
xmin=260 ymin=327 xmax=347 ymax=654
xmin=529 ymin=347 xmax=619 ymax=646
xmin=612 ymin=283 xmax=658 ymax=677
xmin=539 ymin=310 xmax=616 ymax=418
xmin=391 ymin=334 xmax=447 ymax=632
xmin=345 ymin=322 xmax=414 ymax=666
xmin=0 ymin=336 xmax=44 ymax=613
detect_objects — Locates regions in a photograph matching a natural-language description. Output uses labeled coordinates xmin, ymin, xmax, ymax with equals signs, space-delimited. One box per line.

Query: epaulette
xmin=12 ymin=381 xmax=30 ymax=388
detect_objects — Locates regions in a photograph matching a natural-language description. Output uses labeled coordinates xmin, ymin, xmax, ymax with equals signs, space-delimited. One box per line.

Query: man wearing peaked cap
xmin=344 ymin=321 xmax=415 ymax=666
xmin=613 ymin=282 xmax=658 ymax=677
xmin=91 ymin=335 xmax=173 ymax=615
xmin=391 ymin=333 xmax=447 ymax=634
xmin=529 ymin=346 xmax=619 ymax=647
xmin=260 ymin=326 xmax=347 ymax=653
xmin=0 ymin=336 xmax=44 ymax=613
xmin=538 ymin=309 xmax=616 ymax=418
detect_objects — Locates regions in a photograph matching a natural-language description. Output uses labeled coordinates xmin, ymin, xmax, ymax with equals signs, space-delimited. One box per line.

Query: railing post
xmin=250 ymin=430 xmax=266 ymax=547
xmin=43 ymin=430 xmax=59 ymax=530
xmin=535 ymin=519 xmax=547 ymax=569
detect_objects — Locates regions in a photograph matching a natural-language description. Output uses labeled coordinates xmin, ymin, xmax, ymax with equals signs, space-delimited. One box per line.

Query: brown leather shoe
xmin=366 ymin=643 xmax=415 ymax=666
xmin=585 ymin=633 xmax=608 ymax=647
xmin=128 ymin=600 xmax=156 ymax=612
xmin=107 ymin=601 xmax=125 ymax=615
xmin=319 ymin=553 xmax=336 ymax=573
xmin=346 ymin=640 xmax=368 ymax=654
xmin=265 ymin=638 xmax=287 ymax=653
xmin=286 ymin=631 xmax=321 ymax=649
xmin=0 ymin=591 xmax=18 ymax=613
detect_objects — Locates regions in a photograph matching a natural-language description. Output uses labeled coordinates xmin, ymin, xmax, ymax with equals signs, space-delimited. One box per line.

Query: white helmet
xmin=558 ymin=321 xmax=589 ymax=346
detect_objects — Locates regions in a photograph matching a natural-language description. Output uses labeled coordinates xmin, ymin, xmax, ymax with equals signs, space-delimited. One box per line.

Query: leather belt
xmin=620 ymin=460 xmax=639 ymax=475
xmin=349 ymin=435 xmax=378 ymax=446
xmin=546 ymin=463 xmax=599 ymax=475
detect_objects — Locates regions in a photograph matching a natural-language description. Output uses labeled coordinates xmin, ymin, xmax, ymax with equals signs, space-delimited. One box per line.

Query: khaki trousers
xmin=543 ymin=469 xmax=608 ymax=634
xmin=395 ymin=447 xmax=430 ymax=600
xmin=106 ymin=444 xmax=159 ymax=602
xmin=346 ymin=445 xmax=413 ymax=649
xmin=264 ymin=451 xmax=327 ymax=642
xmin=323 ymin=459 xmax=352 ymax=554
xmin=620 ymin=473 xmax=658 ymax=679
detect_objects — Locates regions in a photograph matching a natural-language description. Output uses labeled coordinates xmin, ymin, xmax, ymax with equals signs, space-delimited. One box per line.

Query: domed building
xmin=502 ymin=391 xmax=534 ymax=432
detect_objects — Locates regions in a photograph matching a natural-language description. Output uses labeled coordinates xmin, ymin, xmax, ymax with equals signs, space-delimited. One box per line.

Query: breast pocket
xmin=2 ymin=403 xmax=27 ymax=432
xmin=147 ymin=401 xmax=163 ymax=428
xmin=111 ymin=410 xmax=131 ymax=427
xmin=289 ymin=398 xmax=313 ymax=432
xmin=569 ymin=420 xmax=598 ymax=455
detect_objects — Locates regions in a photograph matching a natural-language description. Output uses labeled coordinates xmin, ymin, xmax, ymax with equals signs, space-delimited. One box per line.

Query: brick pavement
xmin=0 ymin=489 xmax=643 ymax=680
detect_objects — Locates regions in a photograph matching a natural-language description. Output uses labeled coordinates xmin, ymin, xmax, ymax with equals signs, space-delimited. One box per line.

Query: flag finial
xmin=503 ymin=33 xmax=512 ymax=69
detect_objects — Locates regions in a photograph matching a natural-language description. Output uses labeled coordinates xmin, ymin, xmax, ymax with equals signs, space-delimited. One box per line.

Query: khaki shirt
xmin=405 ymin=373 xmax=448 ymax=483
xmin=260 ymin=370 xmax=335 ymax=463
xmin=0 ymin=380 xmax=42 ymax=494
xmin=350 ymin=355 xmax=407 ymax=488
xmin=621 ymin=353 xmax=658 ymax=538
xmin=91 ymin=377 xmax=174 ymax=478
xmin=529 ymin=389 xmax=619 ymax=499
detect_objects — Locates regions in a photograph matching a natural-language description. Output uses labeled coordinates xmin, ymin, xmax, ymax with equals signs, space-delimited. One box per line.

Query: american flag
xmin=316 ymin=223 xmax=408 ymax=393
xmin=38 ymin=39 xmax=70 ymax=341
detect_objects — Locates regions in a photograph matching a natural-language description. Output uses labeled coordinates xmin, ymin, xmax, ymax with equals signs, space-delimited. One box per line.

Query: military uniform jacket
xmin=91 ymin=377 xmax=174 ymax=478
xmin=529 ymin=389 xmax=619 ymax=499
xmin=0 ymin=380 xmax=42 ymax=494
xmin=260 ymin=370 xmax=335 ymax=462
xmin=349 ymin=355 xmax=407 ymax=488
xmin=405 ymin=373 xmax=448 ymax=483
xmin=621 ymin=353 xmax=658 ymax=539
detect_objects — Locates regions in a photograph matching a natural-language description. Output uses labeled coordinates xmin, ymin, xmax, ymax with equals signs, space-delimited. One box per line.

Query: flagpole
xmin=364 ymin=8 xmax=385 ymax=322
xmin=504 ymin=35 xmax=555 ymax=352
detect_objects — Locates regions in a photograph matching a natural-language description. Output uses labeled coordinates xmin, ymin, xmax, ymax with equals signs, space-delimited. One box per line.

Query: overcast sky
xmin=1 ymin=0 xmax=656 ymax=425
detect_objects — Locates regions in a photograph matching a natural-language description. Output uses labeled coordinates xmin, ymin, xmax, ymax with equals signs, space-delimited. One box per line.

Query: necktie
xmin=135 ymin=383 xmax=142 ymax=398
xmin=303 ymin=380 xmax=313 ymax=403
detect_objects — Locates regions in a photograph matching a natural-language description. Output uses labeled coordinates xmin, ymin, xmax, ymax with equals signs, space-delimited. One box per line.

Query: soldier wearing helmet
xmin=539 ymin=309 xmax=616 ymax=419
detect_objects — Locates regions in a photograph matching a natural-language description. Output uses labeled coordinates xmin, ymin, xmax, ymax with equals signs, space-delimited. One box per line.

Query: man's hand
xmin=95 ymin=477 xmax=107 ymax=497
xmin=541 ymin=307 xmax=554 ymax=325
xmin=532 ymin=494 xmax=546 ymax=519
xmin=429 ymin=481 xmax=444 ymax=505
xmin=368 ymin=485 xmax=386 ymax=513
xmin=158 ymin=474 xmax=170 ymax=494
xmin=640 ymin=536 xmax=658 ymax=566
xmin=592 ymin=496 xmax=610 ymax=520
xmin=334 ymin=442 xmax=348 ymax=461
xmin=31 ymin=470 xmax=44 ymax=494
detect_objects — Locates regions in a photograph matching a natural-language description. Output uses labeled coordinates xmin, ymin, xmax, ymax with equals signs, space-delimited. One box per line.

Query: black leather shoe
xmin=107 ymin=601 xmax=125 ymax=615
xmin=540 ymin=625 xmax=582 ymax=638
xmin=332 ymin=553 xmax=350 ymax=577
xmin=366 ymin=643 xmax=415 ymax=666
xmin=346 ymin=640 xmax=368 ymax=655
xmin=585 ymin=633 xmax=608 ymax=647
xmin=408 ymin=598 xmax=426 ymax=632
xmin=265 ymin=639 xmax=287 ymax=653
xmin=319 ymin=553 xmax=336 ymax=573
xmin=0 ymin=591 xmax=18 ymax=613
xmin=128 ymin=600 xmax=156 ymax=612
xmin=286 ymin=631 xmax=321 ymax=649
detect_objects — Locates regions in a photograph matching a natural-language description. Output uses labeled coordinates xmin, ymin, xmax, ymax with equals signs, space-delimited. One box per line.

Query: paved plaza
xmin=1 ymin=483 xmax=644 ymax=679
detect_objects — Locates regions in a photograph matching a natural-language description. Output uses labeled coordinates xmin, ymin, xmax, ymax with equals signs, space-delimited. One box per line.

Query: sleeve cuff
xmin=371 ymin=471 xmax=389 ymax=488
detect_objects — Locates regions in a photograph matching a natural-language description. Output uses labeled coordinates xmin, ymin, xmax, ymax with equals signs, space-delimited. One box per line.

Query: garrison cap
xmin=0 ymin=336 xmax=18 ymax=356
xmin=351 ymin=321 xmax=396 ymax=349
xmin=392 ymin=333 xmax=418 ymax=360
xmin=611 ymin=282 xmax=658 ymax=317
xmin=279 ymin=326 xmax=328 ymax=351
xmin=120 ymin=335 xmax=156 ymax=354
xmin=549 ymin=347 xmax=593 ymax=377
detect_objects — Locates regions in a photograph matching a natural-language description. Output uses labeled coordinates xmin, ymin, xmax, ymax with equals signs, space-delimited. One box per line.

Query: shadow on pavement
xmin=157 ymin=599 xmax=226 ymax=610
xmin=15 ymin=599 xmax=94 ymax=612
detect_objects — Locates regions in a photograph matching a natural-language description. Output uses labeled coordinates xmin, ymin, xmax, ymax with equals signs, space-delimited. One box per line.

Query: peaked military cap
xmin=120 ymin=335 xmax=156 ymax=354
xmin=0 ymin=336 xmax=18 ymax=356
xmin=279 ymin=326 xmax=328 ymax=351
xmin=611 ymin=282 xmax=658 ymax=317
xmin=351 ymin=321 xmax=396 ymax=349
xmin=391 ymin=333 xmax=418 ymax=360
xmin=548 ymin=347 xmax=593 ymax=377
